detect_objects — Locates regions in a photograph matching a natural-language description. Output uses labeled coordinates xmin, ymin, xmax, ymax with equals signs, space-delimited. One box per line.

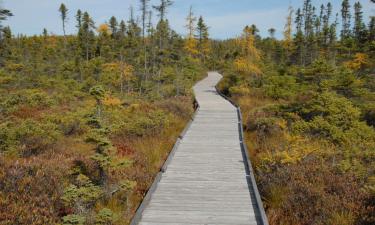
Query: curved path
xmin=136 ymin=72 xmax=261 ymax=225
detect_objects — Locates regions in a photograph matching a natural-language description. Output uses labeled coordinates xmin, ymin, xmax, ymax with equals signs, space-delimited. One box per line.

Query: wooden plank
xmin=135 ymin=72 xmax=260 ymax=224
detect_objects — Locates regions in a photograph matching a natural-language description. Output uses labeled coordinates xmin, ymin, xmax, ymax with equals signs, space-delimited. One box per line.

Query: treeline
xmin=0 ymin=1 xmax=210 ymax=225
xmin=217 ymin=0 xmax=374 ymax=225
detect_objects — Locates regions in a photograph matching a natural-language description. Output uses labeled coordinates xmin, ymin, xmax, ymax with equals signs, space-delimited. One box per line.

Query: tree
xmin=59 ymin=3 xmax=68 ymax=43
xmin=369 ymin=17 xmax=375 ymax=42
xmin=196 ymin=16 xmax=210 ymax=59
xmin=153 ymin=0 xmax=173 ymax=22
xmin=268 ymin=28 xmax=276 ymax=39
xmin=0 ymin=6 xmax=12 ymax=37
xmin=76 ymin=10 xmax=82 ymax=30
xmin=79 ymin=12 xmax=95 ymax=61
xmin=140 ymin=0 xmax=150 ymax=39
xmin=109 ymin=16 xmax=118 ymax=38
xmin=341 ymin=0 xmax=351 ymax=40
xmin=184 ymin=6 xmax=198 ymax=57
xmin=89 ymin=85 xmax=106 ymax=118
xmin=353 ymin=2 xmax=366 ymax=46
xmin=234 ymin=26 xmax=262 ymax=77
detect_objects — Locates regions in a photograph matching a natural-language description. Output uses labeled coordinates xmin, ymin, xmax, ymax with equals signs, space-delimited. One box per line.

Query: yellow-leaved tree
xmin=234 ymin=26 xmax=262 ymax=77
xmin=102 ymin=62 xmax=135 ymax=93
xmin=184 ymin=6 xmax=199 ymax=57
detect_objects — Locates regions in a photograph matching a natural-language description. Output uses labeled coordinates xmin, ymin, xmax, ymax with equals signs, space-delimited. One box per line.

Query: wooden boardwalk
xmin=135 ymin=72 xmax=263 ymax=225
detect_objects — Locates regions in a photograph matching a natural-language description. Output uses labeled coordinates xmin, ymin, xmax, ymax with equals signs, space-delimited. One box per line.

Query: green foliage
xmin=95 ymin=208 xmax=117 ymax=225
xmin=264 ymin=74 xmax=297 ymax=100
xmin=62 ymin=214 xmax=86 ymax=225
xmin=62 ymin=175 xmax=103 ymax=209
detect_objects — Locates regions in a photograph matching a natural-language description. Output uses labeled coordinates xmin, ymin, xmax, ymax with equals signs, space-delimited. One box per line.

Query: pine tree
xmin=109 ymin=16 xmax=118 ymax=38
xmin=0 ymin=6 xmax=12 ymax=39
xmin=79 ymin=12 xmax=95 ymax=61
xmin=341 ymin=0 xmax=351 ymax=40
xmin=153 ymin=0 xmax=173 ymax=50
xmin=353 ymin=2 xmax=366 ymax=46
xmin=369 ymin=17 xmax=375 ymax=42
xmin=153 ymin=0 xmax=173 ymax=22
xmin=295 ymin=8 xmax=305 ymax=65
xmin=76 ymin=10 xmax=82 ymax=30
xmin=322 ymin=3 xmax=332 ymax=46
xmin=140 ymin=0 xmax=150 ymax=39
xmin=196 ymin=16 xmax=210 ymax=59
xmin=59 ymin=4 xmax=68 ymax=41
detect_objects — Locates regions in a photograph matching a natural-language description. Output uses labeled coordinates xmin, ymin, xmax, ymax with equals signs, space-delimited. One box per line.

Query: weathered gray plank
xmin=136 ymin=72 xmax=259 ymax=225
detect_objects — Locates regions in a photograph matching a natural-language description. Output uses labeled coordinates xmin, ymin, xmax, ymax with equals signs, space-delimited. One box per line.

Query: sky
xmin=1 ymin=0 xmax=374 ymax=39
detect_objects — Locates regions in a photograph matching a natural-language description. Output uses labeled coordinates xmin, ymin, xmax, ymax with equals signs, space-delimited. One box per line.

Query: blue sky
xmin=2 ymin=0 xmax=374 ymax=39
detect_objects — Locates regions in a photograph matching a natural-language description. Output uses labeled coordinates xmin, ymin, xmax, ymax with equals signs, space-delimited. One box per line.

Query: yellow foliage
xmin=234 ymin=57 xmax=262 ymax=77
xmin=233 ymin=26 xmax=262 ymax=77
xmin=344 ymin=53 xmax=369 ymax=71
xmin=240 ymin=26 xmax=261 ymax=61
xmin=97 ymin=24 xmax=111 ymax=35
xmin=103 ymin=96 xmax=122 ymax=107
xmin=184 ymin=37 xmax=199 ymax=56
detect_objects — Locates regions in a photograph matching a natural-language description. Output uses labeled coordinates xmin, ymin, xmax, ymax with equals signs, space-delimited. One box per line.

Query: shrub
xmin=95 ymin=208 xmax=117 ymax=225
xmin=62 ymin=214 xmax=86 ymax=225
xmin=264 ymin=75 xmax=297 ymax=100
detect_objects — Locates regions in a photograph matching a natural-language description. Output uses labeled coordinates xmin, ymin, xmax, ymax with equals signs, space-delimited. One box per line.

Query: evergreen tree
xmin=0 ymin=6 xmax=12 ymax=36
xmin=140 ymin=0 xmax=150 ymax=39
xmin=369 ymin=17 xmax=375 ymax=42
xmin=295 ymin=8 xmax=305 ymax=65
xmin=79 ymin=12 xmax=96 ymax=61
xmin=341 ymin=0 xmax=351 ymax=40
xmin=76 ymin=10 xmax=82 ymax=30
xmin=268 ymin=28 xmax=276 ymax=39
xmin=109 ymin=16 xmax=118 ymax=38
xmin=196 ymin=16 xmax=210 ymax=59
xmin=59 ymin=4 xmax=68 ymax=40
xmin=153 ymin=0 xmax=173 ymax=22
xmin=353 ymin=2 xmax=366 ymax=45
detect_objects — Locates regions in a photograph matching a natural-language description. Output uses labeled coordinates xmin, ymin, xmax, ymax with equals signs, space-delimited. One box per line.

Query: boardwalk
xmin=135 ymin=72 xmax=262 ymax=225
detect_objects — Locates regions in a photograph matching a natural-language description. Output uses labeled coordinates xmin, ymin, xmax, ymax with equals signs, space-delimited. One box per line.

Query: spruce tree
xmin=109 ymin=16 xmax=118 ymax=38
xmin=369 ymin=17 xmax=375 ymax=42
xmin=59 ymin=4 xmax=68 ymax=40
xmin=76 ymin=10 xmax=82 ymax=30
xmin=353 ymin=2 xmax=366 ymax=45
xmin=341 ymin=0 xmax=351 ymax=40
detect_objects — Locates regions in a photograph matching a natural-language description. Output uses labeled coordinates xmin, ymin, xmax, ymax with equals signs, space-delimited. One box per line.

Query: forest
xmin=0 ymin=0 xmax=374 ymax=225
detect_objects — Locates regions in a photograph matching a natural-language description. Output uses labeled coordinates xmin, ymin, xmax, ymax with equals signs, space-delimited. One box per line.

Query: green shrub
xmin=62 ymin=214 xmax=86 ymax=225
xmin=95 ymin=208 xmax=117 ymax=225
xmin=264 ymin=75 xmax=297 ymax=100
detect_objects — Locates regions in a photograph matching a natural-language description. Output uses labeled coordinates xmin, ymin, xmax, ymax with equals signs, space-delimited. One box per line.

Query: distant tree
xmin=79 ymin=12 xmax=96 ymax=61
xmin=43 ymin=28 xmax=48 ymax=37
xmin=76 ymin=10 xmax=82 ymax=30
xmin=140 ymin=0 xmax=150 ymax=39
xmin=196 ymin=16 xmax=210 ymax=60
xmin=59 ymin=3 xmax=68 ymax=42
xmin=353 ymin=2 xmax=367 ymax=46
xmin=369 ymin=17 xmax=375 ymax=42
xmin=268 ymin=28 xmax=276 ymax=39
xmin=341 ymin=0 xmax=351 ymax=40
xmin=109 ymin=16 xmax=118 ymax=38
xmin=0 ymin=6 xmax=12 ymax=36
xmin=153 ymin=0 xmax=173 ymax=22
